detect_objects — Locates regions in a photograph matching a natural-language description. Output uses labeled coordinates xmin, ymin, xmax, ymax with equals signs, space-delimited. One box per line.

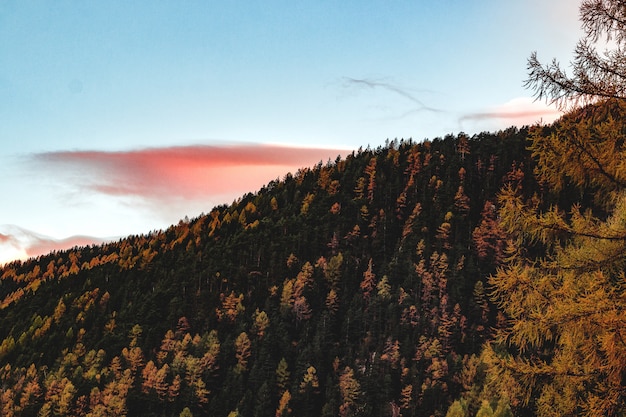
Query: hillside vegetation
xmin=2 ymin=100 xmax=625 ymax=416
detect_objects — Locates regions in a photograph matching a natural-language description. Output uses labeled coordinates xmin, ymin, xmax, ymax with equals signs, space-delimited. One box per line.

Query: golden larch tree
xmin=491 ymin=77 xmax=626 ymax=417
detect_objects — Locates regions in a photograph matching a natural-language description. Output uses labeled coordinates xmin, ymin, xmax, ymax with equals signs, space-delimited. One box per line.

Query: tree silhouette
xmin=526 ymin=0 xmax=626 ymax=108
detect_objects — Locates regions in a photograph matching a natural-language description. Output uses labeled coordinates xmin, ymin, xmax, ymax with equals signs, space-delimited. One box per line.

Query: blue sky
xmin=0 ymin=1 xmax=580 ymax=263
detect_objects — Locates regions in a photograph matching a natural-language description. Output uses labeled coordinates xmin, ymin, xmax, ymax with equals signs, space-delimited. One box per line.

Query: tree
xmin=376 ymin=275 xmax=391 ymax=300
xmin=254 ymin=381 xmax=273 ymax=417
xmin=472 ymin=201 xmax=507 ymax=266
xmin=489 ymin=2 xmax=626 ymax=412
xmin=179 ymin=407 xmax=193 ymax=417
xmin=293 ymin=297 xmax=312 ymax=322
xmin=154 ymin=364 xmax=170 ymax=400
xmin=490 ymin=188 xmax=626 ymax=414
xmin=453 ymin=186 xmax=470 ymax=217
xmin=325 ymin=289 xmax=340 ymax=313
xmin=399 ymin=384 xmax=413 ymax=411
xmin=323 ymin=253 xmax=343 ymax=290
xmin=168 ymin=375 xmax=181 ymax=402
xmin=292 ymin=263 xmax=314 ymax=321
xmin=128 ymin=324 xmax=143 ymax=348
xmin=234 ymin=332 xmax=252 ymax=373
xmin=359 ymin=258 xmax=376 ymax=301
xmin=299 ymin=366 xmax=319 ymax=394
xmin=122 ymin=346 xmax=144 ymax=373
xmin=276 ymin=358 xmax=290 ymax=394
xmin=216 ymin=291 xmax=245 ymax=323
xmin=475 ymin=400 xmax=494 ymax=417
xmin=184 ymin=356 xmax=210 ymax=404
xmin=338 ymin=366 xmax=361 ymax=417
xmin=526 ymin=0 xmax=626 ymax=109
xmin=141 ymin=361 xmax=158 ymax=394
xmin=445 ymin=399 xmax=469 ymax=417
xmin=252 ymin=309 xmax=270 ymax=339
xmin=276 ymin=390 xmax=291 ymax=417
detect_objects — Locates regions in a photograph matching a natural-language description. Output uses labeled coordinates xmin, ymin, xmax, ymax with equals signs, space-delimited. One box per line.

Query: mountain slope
xmin=0 ymin=129 xmax=535 ymax=417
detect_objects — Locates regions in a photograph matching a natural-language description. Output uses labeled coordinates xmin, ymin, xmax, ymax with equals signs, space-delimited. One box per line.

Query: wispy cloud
xmin=342 ymin=77 xmax=442 ymax=115
xmin=0 ymin=225 xmax=108 ymax=265
xmin=31 ymin=143 xmax=346 ymax=202
xmin=459 ymin=97 xmax=563 ymax=126
xmin=0 ymin=233 xmax=13 ymax=244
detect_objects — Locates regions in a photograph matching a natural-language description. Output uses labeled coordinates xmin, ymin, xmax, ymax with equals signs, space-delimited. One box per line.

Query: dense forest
xmin=0 ymin=120 xmax=541 ymax=417
xmin=7 ymin=87 xmax=626 ymax=417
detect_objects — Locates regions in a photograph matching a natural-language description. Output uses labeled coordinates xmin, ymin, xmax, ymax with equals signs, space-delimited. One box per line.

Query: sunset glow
xmin=1 ymin=144 xmax=347 ymax=264
xmin=34 ymin=144 xmax=346 ymax=201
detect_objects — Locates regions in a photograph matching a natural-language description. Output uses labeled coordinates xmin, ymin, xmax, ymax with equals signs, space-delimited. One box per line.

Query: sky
xmin=0 ymin=0 xmax=582 ymax=264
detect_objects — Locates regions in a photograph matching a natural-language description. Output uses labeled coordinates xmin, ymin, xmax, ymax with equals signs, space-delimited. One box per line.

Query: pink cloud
xmin=0 ymin=233 xmax=13 ymax=244
xmin=25 ymin=235 xmax=108 ymax=258
xmin=34 ymin=144 xmax=347 ymax=202
xmin=460 ymin=97 xmax=563 ymax=127
xmin=0 ymin=226 xmax=108 ymax=265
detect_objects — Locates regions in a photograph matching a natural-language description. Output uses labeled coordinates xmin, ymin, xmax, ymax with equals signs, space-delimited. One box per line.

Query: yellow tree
xmin=325 ymin=289 xmax=340 ymax=313
xmin=490 ymin=102 xmax=626 ymax=414
xmin=338 ymin=366 xmax=361 ymax=417
xmin=275 ymin=390 xmax=291 ymax=417
xmin=234 ymin=332 xmax=251 ymax=374
xmin=485 ymin=1 xmax=626 ymax=414
xmin=299 ymin=366 xmax=319 ymax=394
xmin=252 ymin=309 xmax=270 ymax=339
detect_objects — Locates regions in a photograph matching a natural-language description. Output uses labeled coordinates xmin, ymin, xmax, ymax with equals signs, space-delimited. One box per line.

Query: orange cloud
xmin=33 ymin=144 xmax=347 ymax=202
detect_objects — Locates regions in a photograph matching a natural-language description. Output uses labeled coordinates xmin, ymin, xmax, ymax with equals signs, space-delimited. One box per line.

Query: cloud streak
xmin=459 ymin=97 xmax=563 ymax=126
xmin=342 ymin=77 xmax=442 ymax=115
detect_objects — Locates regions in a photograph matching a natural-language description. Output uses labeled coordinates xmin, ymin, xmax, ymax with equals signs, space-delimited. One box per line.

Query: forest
xmin=3 ymin=1 xmax=626 ymax=415
xmin=0 ymin=123 xmax=539 ymax=417
xmin=0 ymin=98 xmax=620 ymax=416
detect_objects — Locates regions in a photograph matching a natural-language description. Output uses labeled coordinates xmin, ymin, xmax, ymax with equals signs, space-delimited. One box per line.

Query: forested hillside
xmin=5 ymin=0 xmax=626 ymax=415
xmin=0 ymin=125 xmax=542 ymax=417
xmin=4 ymin=95 xmax=626 ymax=417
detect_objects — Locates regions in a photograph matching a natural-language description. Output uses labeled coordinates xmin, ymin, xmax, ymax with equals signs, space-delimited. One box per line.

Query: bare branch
xmin=526 ymin=1 xmax=626 ymax=109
